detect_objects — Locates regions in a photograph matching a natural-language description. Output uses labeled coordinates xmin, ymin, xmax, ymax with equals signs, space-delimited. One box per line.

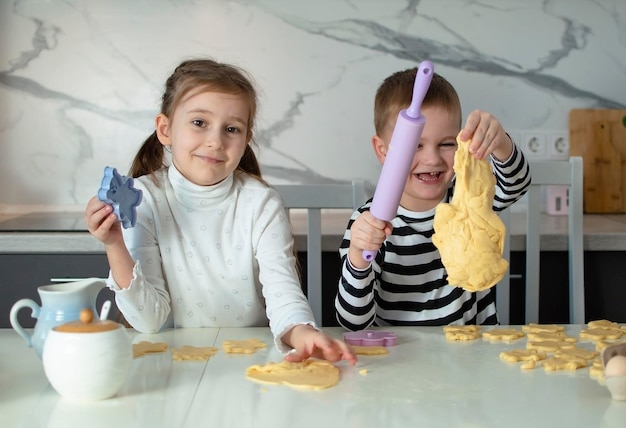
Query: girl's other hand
xmin=84 ymin=196 xmax=123 ymax=246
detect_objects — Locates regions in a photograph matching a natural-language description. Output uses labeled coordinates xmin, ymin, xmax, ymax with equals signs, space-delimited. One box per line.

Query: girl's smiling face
xmin=373 ymin=105 xmax=460 ymax=212
xmin=156 ymin=89 xmax=251 ymax=186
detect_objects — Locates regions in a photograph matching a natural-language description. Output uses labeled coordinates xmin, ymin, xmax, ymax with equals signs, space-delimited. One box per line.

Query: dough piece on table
xmin=222 ymin=338 xmax=267 ymax=354
xmin=526 ymin=331 xmax=577 ymax=343
xmin=589 ymin=358 xmax=605 ymax=384
xmin=432 ymin=134 xmax=508 ymax=292
xmin=351 ymin=345 xmax=389 ymax=355
xmin=579 ymin=328 xmax=623 ymax=341
xmin=596 ymin=339 xmax=626 ymax=353
xmin=482 ymin=328 xmax=525 ymax=342
xmin=246 ymin=359 xmax=340 ymax=390
xmin=526 ymin=340 xmax=576 ymax=353
xmin=555 ymin=347 xmax=599 ymax=361
xmin=444 ymin=325 xmax=481 ymax=341
xmin=499 ymin=348 xmax=547 ymax=363
xmin=542 ymin=356 xmax=588 ymax=372
xmin=588 ymin=319 xmax=619 ymax=329
xmin=133 ymin=341 xmax=168 ymax=358
xmin=520 ymin=360 xmax=536 ymax=370
xmin=521 ymin=323 xmax=565 ymax=333
xmin=172 ymin=345 xmax=218 ymax=361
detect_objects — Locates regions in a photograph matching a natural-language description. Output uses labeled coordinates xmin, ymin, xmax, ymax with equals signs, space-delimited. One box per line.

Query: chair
xmin=496 ymin=157 xmax=585 ymax=325
xmin=273 ymin=180 xmax=367 ymax=326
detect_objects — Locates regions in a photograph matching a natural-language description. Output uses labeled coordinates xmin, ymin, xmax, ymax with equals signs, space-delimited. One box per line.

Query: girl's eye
xmin=226 ymin=126 xmax=241 ymax=134
xmin=192 ymin=119 xmax=206 ymax=128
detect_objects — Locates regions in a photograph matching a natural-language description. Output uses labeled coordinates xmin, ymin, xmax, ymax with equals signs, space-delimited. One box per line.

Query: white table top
xmin=2 ymin=326 xmax=624 ymax=428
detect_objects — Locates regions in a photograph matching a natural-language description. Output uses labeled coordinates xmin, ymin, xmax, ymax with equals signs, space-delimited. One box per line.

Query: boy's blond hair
xmin=374 ymin=68 xmax=462 ymax=138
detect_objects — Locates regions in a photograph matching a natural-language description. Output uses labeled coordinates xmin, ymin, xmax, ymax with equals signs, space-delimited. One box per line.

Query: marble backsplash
xmin=1 ymin=0 xmax=624 ymax=211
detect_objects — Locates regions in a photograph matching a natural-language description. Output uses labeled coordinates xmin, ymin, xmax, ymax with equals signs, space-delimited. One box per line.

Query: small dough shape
xmin=588 ymin=319 xmax=619 ymax=329
xmin=580 ymin=328 xmax=623 ymax=341
xmin=444 ymin=325 xmax=481 ymax=341
xmin=222 ymin=338 xmax=267 ymax=354
xmin=499 ymin=349 xmax=547 ymax=363
xmin=526 ymin=340 xmax=576 ymax=353
xmin=351 ymin=345 xmax=389 ymax=355
xmin=246 ymin=360 xmax=340 ymax=390
xmin=133 ymin=341 xmax=168 ymax=358
xmin=542 ymin=356 xmax=588 ymax=372
xmin=589 ymin=358 xmax=605 ymax=384
xmin=482 ymin=328 xmax=525 ymax=342
xmin=526 ymin=331 xmax=577 ymax=343
xmin=596 ymin=339 xmax=626 ymax=353
xmin=555 ymin=347 xmax=599 ymax=361
xmin=432 ymin=133 xmax=508 ymax=292
xmin=521 ymin=324 xmax=565 ymax=333
xmin=172 ymin=345 xmax=218 ymax=361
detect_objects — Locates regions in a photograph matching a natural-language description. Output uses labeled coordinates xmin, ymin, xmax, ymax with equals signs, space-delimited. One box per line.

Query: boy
xmin=335 ymin=68 xmax=531 ymax=330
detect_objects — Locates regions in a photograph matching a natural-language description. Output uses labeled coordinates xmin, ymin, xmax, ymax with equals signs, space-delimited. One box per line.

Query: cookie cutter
xmin=98 ymin=166 xmax=143 ymax=229
xmin=343 ymin=330 xmax=398 ymax=347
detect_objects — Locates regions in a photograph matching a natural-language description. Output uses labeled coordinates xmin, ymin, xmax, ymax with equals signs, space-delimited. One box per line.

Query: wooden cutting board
xmin=569 ymin=109 xmax=626 ymax=213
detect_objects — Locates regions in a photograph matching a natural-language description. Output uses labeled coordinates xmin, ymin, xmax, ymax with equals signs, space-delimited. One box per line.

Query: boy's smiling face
xmin=373 ymin=105 xmax=461 ymax=212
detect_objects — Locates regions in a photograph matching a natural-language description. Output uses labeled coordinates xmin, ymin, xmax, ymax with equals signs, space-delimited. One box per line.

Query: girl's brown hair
xmin=129 ymin=59 xmax=262 ymax=181
xmin=373 ymin=68 xmax=462 ymax=139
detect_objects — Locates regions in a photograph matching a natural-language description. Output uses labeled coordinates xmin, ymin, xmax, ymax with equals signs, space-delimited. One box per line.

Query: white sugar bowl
xmin=42 ymin=309 xmax=132 ymax=401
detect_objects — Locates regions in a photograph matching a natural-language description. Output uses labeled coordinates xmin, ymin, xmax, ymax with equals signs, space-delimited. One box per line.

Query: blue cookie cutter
xmin=97 ymin=166 xmax=143 ymax=229
xmin=343 ymin=330 xmax=398 ymax=347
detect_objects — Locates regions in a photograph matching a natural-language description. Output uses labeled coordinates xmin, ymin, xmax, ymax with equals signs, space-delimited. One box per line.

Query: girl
xmin=85 ymin=58 xmax=356 ymax=364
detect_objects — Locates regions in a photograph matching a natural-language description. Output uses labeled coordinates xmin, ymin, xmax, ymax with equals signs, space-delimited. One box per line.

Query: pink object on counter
xmin=363 ymin=60 xmax=434 ymax=261
xmin=343 ymin=330 xmax=398 ymax=347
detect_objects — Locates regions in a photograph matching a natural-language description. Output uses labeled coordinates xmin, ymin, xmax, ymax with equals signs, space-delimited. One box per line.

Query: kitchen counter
xmin=1 ymin=211 xmax=626 ymax=253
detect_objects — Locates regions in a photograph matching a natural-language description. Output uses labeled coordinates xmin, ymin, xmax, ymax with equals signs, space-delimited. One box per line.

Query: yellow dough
xmin=526 ymin=331 xmax=577 ymax=343
xmin=482 ymin=328 xmax=525 ymax=342
xmin=499 ymin=349 xmax=547 ymax=363
xmin=579 ymin=328 xmax=623 ymax=341
xmin=542 ymin=356 xmax=588 ymax=372
xmin=589 ymin=358 xmax=605 ymax=384
xmin=555 ymin=347 xmax=599 ymax=361
xmin=521 ymin=323 xmax=565 ymax=333
xmin=588 ymin=319 xmax=619 ymax=329
xmin=133 ymin=341 xmax=168 ymax=358
xmin=432 ymin=133 xmax=508 ymax=292
xmin=222 ymin=338 xmax=267 ymax=354
xmin=526 ymin=340 xmax=576 ymax=353
xmin=171 ymin=345 xmax=218 ymax=361
xmin=444 ymin=325 xmax=481 ymax=341
xmin=351 ymin=345 xmax=389 ymax=355
xmin=246 ymin=359 xmax=340 ymax=390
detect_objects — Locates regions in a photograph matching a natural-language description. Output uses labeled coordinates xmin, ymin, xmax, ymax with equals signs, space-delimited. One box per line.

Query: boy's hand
xmin=459 ymin=110 xmax=513 ymax=162
xmin=84 ymin=196 xmax=124 ymax=246
xmin=347 ymin=211 xmax=392 ymax=269
xmin=283 ymin=325 xmax=357 ymax=365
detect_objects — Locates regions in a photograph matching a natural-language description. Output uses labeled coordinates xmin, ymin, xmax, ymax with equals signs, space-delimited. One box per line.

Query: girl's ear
xmin=155 ymin=114 xmax=171 ymax=147
xmin=372 ymin=135 xmax=388 ymax=164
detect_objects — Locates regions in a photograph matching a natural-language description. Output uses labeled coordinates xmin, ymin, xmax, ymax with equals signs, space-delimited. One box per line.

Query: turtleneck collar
xmin=167 ymin=164 xmax=234 ymax=211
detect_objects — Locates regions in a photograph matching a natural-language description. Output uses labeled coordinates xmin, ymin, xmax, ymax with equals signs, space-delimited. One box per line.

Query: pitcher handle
xmin=9 ymin=299 xmax=41 ymax=347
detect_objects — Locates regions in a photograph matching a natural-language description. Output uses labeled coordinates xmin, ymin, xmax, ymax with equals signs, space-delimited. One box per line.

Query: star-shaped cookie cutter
xmin=98 ymin=166 xmax=143 ymax=229
xmin=343 ymin=330 xmax=398 ymax=347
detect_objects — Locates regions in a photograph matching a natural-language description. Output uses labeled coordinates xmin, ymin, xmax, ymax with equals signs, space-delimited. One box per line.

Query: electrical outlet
xmin=547 ymin=132 xmax=569 ymax=160
xmin=522 ymin=132 xmax=547 ymax=159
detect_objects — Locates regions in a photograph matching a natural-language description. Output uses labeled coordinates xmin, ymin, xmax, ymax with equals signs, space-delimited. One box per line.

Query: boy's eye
xmin=441 ymin=140 xmax=458 ymax=148
xmin=192 ymin=119 xmax=206 ymax=127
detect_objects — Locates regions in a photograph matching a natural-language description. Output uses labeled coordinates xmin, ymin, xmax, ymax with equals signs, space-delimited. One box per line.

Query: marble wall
xmin=1 ymin=0 xmax=624 ymax=209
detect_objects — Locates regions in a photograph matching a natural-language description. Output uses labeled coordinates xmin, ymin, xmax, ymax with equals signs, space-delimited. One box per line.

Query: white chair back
xmin=273 ymin=181 xmax=367 ymax=325
xmin=497 ymin=157 xmax=585 ymax=324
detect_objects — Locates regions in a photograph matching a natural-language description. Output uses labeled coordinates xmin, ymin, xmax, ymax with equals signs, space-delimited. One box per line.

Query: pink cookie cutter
xmin=343 ymin=330 xmax=398 ymax=347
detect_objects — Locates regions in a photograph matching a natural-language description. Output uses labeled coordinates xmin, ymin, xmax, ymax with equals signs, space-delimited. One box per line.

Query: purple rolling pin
xmin=363 ymin=60 xmax=434 ymax=261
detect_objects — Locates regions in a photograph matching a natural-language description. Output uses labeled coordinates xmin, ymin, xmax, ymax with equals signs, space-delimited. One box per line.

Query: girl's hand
xmin=347 ymin=211 xmax=392 ymax=269
xmin=84 ymin=196 xmax=124 ymax=246
xmin=282 ymin=324 xmax=357 ymax=365
xmin=459 ymin=110 xmax=513 ymax=162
